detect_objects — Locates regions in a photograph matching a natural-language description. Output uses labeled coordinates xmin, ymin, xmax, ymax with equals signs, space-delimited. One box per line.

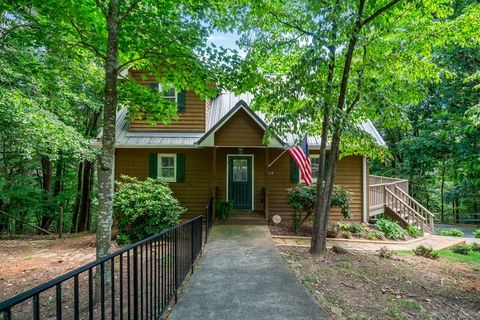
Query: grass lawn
xmin=280 ymin=246 xmax=480 ymax=320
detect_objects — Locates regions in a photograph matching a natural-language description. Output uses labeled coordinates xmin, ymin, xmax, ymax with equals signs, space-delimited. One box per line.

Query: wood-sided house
xmin=115 ymin=74 xmax=435 ymax=231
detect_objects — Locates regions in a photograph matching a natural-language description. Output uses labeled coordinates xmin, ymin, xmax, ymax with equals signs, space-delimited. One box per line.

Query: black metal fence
xmin=205 ymin=197 xmax=213 ymax=242
xmin=0 ymin=216 xmax=203 ymax=320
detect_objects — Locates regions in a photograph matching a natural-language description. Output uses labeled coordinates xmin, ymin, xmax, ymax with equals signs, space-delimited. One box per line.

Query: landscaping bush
xmin=342 ymin=231 xmax=351 ymax=239
xmin=451 ymin=244 xmax=471 ymax=255
xmin=336 ymin=221 xmax=350 ymax=231
xmin=374 ymin=218 xmax=407 ymax=240
xmin=413 ymin=245 xmax=439 ymax=259
xmin=471 ymin=242 xmax=480 ymax=252
xmin=349 ymin=223 xmax=368 ymax=237
xmin=366 ymin=230 xmax=385 ymax=240
xmin=216 ymin=200 xmax=233 ymax=221
xmin=113 ymin=176 xmax=184 ymax=244
xmin=326 ymin=225 xmax=339 ymax=238
xmin=287 ymin=184 xmax=352 ymax=233
xmin=439 ymin=228 xmax=464 ymax=237
xmin=406 ymin=226 xmax=424 ymax=238
xmin=473 ymin=229 xmax=480 ymax=239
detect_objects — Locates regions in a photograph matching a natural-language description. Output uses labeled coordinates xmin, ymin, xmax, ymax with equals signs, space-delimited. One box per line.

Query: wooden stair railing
xmin=384 ymin=188 xmax=427 ymax=232
xmin=393 ymin=186 xmax=435 ymax=232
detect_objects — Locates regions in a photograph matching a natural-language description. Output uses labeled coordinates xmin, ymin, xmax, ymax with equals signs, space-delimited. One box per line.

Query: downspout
xmin=362 ymin=157 xmax=367 ymax=223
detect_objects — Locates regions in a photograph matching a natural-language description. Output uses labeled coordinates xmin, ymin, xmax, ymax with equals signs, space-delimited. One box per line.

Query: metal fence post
xmin=133 ymin=246 xmax=139 ymax=320
xmin=191 ymin=223 xmax=194 ymax=274
xmin=174 ymin=228 xmax=178 ymax=303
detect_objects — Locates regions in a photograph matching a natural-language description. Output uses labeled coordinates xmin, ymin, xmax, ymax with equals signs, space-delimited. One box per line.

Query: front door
xmin=228 ymin=156 xmax=253 ymax=210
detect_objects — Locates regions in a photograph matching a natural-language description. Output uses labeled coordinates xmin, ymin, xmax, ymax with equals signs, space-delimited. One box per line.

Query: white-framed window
xmin=158 ymin=154 xmax=177 ymax=182
xmin=150 ymin=83 xmax=177 ymax=103
xmin=310 ymin=154 xmax=320 ymax=182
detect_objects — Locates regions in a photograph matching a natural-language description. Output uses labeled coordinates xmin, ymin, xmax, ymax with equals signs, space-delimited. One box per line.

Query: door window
xmin=232 ymin=159 xmax=248 ymax=182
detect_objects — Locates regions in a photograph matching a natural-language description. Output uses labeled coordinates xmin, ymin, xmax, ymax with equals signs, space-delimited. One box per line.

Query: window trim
xmin=310 ymin=154 xmax=319 ymax=183
xmin=157 ymin=153 xmax=177 ymax=182
xmin=159 ymin=84 xmax=177 ymax=103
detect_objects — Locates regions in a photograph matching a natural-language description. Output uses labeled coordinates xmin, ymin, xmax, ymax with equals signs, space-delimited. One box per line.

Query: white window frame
xmin=310 ymin=154 xmax=320 ymax=183
xmin=158 ymin=153 xmax=177 ymax=182
xmin=159 ymin=84 xmax=177 ymax=103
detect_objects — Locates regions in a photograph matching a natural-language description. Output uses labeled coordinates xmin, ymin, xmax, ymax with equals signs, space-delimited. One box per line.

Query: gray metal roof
xmin=115 ymin=91 xmax=386 ymax=148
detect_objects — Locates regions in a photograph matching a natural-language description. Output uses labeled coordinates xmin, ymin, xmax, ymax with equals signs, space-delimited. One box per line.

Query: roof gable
xmin=196 ymin=100 xmax=285 ymax=147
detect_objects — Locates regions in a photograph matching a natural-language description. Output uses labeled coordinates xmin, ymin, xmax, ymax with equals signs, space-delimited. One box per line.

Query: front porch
xmin=369 ymin=175 xmax=435 ymax=232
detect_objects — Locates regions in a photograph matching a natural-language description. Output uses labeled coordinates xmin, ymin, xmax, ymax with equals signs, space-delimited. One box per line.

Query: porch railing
xmin=369 ymin=175 xmax=409 ymax=214
xmin=0 ymin=216 xmax=203 ymax=320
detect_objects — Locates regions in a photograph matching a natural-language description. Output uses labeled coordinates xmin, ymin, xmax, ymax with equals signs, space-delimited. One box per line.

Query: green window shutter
xmin=176 ymin=153 xmax=185 ymax=182
xmin=148 ymin=153 xmax=158 ymax=178
xmin=290 ymin=157 xmax=299 ymax=183
xmin=177 ymin=90 xmax=186 ymax=112
xmin=149 ymin=83 xmax=159 ymax=91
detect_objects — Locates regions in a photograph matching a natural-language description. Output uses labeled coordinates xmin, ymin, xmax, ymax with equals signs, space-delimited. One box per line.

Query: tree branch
xmin=268 ymin=10 xmax=317 ymax=38
xmin=95 ymin=0 xmax=108 ymax=17
xmin=119 ymin=0 xmax=143 ymax=25
xmin=68 ymin=17 xmax=106 ymax=60
xmin=362 ymin=0 xmax=403 ymax=26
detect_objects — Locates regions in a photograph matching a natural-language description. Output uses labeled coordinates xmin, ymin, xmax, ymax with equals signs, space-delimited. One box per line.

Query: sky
xmin=207 ymin=31 xmax=245 ymax=55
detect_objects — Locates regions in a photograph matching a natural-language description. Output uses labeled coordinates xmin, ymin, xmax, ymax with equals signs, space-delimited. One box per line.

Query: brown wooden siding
xmin=267 ymin=151 xmax=364 ymax=223
xmin=127 ymin=70 xmax=205 ymax=132
xmin=115 ymin=147 xmax=365 ymax=223
xmin=115 ymin=148 xmax=213 ymax=219
xmin=214 ymin=109 xmax=265 ymax=146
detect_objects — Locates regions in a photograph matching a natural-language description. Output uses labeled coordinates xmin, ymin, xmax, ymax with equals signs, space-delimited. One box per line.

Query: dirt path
xmin=0 ymin=234 xmax=109 ymax=301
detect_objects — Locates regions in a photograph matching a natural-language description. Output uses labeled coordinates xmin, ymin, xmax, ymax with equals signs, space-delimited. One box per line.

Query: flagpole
xmin=267 ymin=147 xmax=290 ymax=168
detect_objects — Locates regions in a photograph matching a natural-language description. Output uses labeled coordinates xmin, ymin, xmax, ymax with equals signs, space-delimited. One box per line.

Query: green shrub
xmin=406 ymin=226 xmax=424 ymax=238
xmin=471 ymin=242 xmax=480 ymax=252
xmin=216 ymin=200 xmax=234 ymax=221
xmin=349 ymin=223 xmax=368 ymax=237
xmin=336 ymin=221 xmax=350 ymax=231
xmin=326 ymin=225 xmax=339 ymax=238
xmin=413 ymin=245 xmax=439 ymax=259
xmin=473 ymin=229 xmax=480 ymax=239
xmin=342 ymin=231 xmax=351 ymax=239
xmin=378 ymin=246 xmax=393 ymax=259
xmin=451 ymin=244 xmax=471 ymax=255
xmin=113 ymin=176 xmax=184 ymax=244
xmin=287 ymin=184 xmax=352 ymax=233
xmin=374 ymin=218 xmax=407 ymax=240
xmin=366 ymin=230 xmax=384 ymax=240
xmin=439 ymin=228 xmax=464 ymax=237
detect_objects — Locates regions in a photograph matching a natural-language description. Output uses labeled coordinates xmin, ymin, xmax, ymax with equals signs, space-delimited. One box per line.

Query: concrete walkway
xmin=168 ymin=225 xmax=329 ymax=320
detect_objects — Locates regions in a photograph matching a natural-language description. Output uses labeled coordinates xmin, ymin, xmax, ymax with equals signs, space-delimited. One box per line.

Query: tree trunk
xmin=72 ymin=162 xmax=84 ymax=232
xmin=40 ymin=156 xmax=54 ymax=230
xmin=440 ymin=159 xmax=446 ymax=223
xmin=96 ymin=0 xmax=119 ymax=260
xmin=78 ymin=160 xmax=94 ymax=232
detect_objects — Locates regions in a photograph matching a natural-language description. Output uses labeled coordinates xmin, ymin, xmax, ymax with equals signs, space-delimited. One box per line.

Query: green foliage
xmin=326 ymin=225 xmax=339 ymax=238
xmin=406 ymin=226 xmax=424 ymax=238
xmin=336 ymin=221 xmax=350 ymax=231
xmin=287 ymin=184 xmax=352 ymax=233
xmin=113 ymin=176 xmax=184 ymax=244
xmin=215 ymin=200 xmax=234 ymax=221
xmin=451 ymin=244 xmax=471 ymax=255
xmin=473 ymin=229 xmax=480 ymax=239
xmin=374 ymin=218 xmax=407 ymax=240
xmin=341 ymin=231 xmax=351 ymax=239
xmin=439 ymin=228 xmax=465 ymax=237
xmin=349 ymin=223 xmax=368 ymax=237
xmin=471 ymin=242 xmax=480 ymax=253
xmin=413 ymin=245 xmax=439 ymax=260
xmin=366 ymin=231 xmax=385 ymax=240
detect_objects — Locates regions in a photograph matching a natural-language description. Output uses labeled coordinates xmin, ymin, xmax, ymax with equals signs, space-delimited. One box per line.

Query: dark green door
xmin=228 ymin=156 xmax=253 ymax=210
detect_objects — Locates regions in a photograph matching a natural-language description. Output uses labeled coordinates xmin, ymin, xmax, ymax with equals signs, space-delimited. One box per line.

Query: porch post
xmin=264 ymin=147 xmax=269 ymax=220
xmin=212 ymin=147 xmax=217 ymax=220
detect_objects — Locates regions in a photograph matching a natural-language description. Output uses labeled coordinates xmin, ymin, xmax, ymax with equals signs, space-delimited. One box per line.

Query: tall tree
xmin=233 ymin=0 xmax=480 ymax=253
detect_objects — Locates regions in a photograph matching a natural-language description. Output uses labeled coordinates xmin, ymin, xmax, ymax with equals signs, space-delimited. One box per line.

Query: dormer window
xmin=150 ymin=83 xmax=177 ymax=103
xmin=149 ymin=82 xmax=186 ymax=112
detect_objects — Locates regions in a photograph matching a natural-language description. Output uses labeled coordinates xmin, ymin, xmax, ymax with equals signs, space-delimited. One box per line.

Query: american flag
xmin=288 ymin=136 xmax=313 ymax=185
